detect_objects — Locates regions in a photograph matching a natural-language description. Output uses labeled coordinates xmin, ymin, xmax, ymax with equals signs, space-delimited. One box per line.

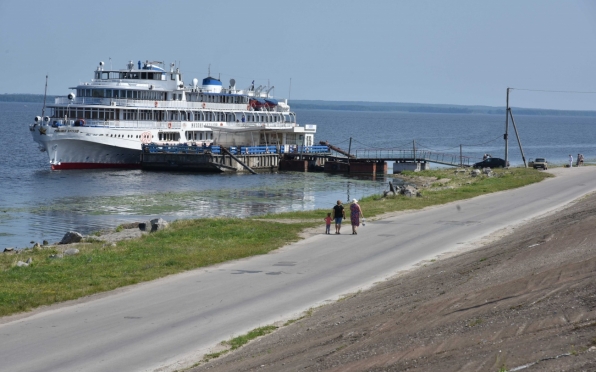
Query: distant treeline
xmin=290 ymin=101 xmax=472 ymax=114
xmin=291 ymin=100 xmax=596 ymax=117
xmin=0 ymin=94 xmax=53 ymax=103
xmin=2 ymin=94 xmax=595 ymax=117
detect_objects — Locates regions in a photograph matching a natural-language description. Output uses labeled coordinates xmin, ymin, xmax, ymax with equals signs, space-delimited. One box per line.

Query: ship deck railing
xmin=54 ymin=97 xmax=292 ymax=112
xmin=40 ymin=119 xmax=300 ymax=130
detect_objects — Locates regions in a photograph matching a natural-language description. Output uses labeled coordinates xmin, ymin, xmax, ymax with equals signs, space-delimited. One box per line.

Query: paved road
xmin=2 ymin=167 xmax=596 ymax=372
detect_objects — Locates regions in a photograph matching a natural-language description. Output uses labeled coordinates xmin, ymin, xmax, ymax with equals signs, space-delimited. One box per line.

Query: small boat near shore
xmin=29 ymin=60 xmax=316 ymax=170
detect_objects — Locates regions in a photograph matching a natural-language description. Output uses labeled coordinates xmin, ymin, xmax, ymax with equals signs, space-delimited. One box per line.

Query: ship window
xmin=102 ymin=72 xmax=109 ymax=79
xmin=105 ymin=90 xmax=112 ymax=98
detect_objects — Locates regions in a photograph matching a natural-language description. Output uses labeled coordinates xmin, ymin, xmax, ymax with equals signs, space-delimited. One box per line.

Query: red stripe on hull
xmin=51 ymin=163 xmax=141 ymax=170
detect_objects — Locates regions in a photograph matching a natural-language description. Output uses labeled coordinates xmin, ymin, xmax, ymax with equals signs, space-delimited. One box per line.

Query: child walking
xmin=324 ymin=213 xmax=332 ymax=234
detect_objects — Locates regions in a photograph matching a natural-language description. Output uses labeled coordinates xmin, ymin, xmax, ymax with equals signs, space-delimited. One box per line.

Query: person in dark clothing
xmin=332 ymin=200 xmax=345 ymax=234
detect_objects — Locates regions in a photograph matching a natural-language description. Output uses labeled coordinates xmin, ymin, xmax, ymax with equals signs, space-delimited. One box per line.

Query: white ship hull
xmin=31 ymin=126 xmax=143 ymax=169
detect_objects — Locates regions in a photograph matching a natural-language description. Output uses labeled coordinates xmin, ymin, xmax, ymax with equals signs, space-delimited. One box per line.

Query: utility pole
xmin=347 ymin=137 xmax=352 ymax=165
xmin=509 ymin=108 xmax=528 ymax=167
xmin=504 ymin=88 xmax=510 ymax=165
xmin=460 ymin=144 xmax=463 ymax=167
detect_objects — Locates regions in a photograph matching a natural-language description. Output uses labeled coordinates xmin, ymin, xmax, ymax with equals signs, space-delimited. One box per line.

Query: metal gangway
xmin=345 ymin=148 xmax=473 ymax=167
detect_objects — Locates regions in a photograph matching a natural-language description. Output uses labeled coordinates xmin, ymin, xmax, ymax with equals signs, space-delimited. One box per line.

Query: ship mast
xmin=41 ymin=75 xmax=48 ymax=118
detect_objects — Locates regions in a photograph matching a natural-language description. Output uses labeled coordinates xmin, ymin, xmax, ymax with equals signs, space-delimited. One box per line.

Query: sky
xmin=2 ymin=0 xmax=596 ymax=110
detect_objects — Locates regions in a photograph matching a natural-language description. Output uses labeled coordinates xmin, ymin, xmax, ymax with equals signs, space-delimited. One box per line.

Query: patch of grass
xmin=115 ymin=225 xmax=124 ymax=232
xmin=203 ymin=350 xmax=229 ymax=362
xmin=283 ymin=306 xmax=318 ymax=326
xmin=201 ymin=325 xmax=279 ymax=363
xmin=226 ymin=325 xmax=278 ymax=350
xmin=468 ymin=318 xmax=483 ymax=327
xmin=0 ymin=219 xmax=314 ymax=317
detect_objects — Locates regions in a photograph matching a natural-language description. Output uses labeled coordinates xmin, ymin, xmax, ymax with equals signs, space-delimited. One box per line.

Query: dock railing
xmin=350 ymin=148 xmax=473 ymax=167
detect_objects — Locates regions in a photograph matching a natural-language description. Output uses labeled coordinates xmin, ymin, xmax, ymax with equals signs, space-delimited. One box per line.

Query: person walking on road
xmin=324 ymin=213 xmax=332 ymax=235
xmin=350 ymin=199 xmax=363 ymax=235
xmin=332 ymin=200 xmax=345 ymax=234
xmin=569 ymin=154 xmax=573 ymax=168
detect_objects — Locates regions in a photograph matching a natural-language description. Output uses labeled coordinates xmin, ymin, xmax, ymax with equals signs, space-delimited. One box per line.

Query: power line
xmin=512 ymin=88 xmax=596 ymax=94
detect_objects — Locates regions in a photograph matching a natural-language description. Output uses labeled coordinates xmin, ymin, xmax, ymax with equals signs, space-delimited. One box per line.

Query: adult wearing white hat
xmin=350 ymin=199 xmax=364 ymax=235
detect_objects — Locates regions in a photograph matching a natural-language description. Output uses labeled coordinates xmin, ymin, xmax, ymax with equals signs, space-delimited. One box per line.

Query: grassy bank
xmin=0 ymin=168 xmax=551 ymax=317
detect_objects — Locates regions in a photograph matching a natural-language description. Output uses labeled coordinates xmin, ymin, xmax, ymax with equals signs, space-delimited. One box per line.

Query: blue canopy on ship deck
xmin=202 ymin=77 xmax=222 ymax=86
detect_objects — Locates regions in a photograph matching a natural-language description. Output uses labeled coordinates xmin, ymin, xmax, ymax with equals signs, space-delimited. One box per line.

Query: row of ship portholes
xmin=108 ymin=134 xmax=142 ymax=139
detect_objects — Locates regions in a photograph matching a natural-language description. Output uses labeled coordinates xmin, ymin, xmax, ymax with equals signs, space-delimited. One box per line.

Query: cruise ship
xmin=30 ymin=60 xmax=316 ymax=170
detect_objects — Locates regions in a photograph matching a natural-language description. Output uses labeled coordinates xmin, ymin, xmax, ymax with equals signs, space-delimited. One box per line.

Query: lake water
xmin=2 ymin=101 xmax=595 ymax=248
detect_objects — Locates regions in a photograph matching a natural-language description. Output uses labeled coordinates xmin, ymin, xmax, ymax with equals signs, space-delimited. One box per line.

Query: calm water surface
xmin=2 ymin=102 xmax=595 ymax=248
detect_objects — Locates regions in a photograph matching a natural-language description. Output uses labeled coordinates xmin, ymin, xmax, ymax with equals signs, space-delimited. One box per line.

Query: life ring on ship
xmin=168 ymin=122 xmax=172 ymax=129
xmin=202 ymin=102 xmax=206 ymax=109
xmin=154 ymin=101 xmax=158 ymax=108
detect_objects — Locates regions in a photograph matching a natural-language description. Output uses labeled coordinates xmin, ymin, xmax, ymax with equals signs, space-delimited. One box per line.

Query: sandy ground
xmin=192 ymin=184 xmax=596 ymax=371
